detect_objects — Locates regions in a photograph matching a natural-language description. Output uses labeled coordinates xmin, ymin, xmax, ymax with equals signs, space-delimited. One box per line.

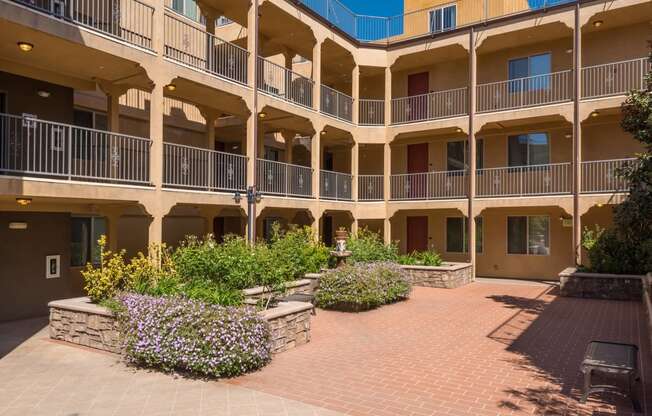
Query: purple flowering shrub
xmin=315 ymin=262 xmax=411 ymax=312
xmin=116 ymin=293 xmax=271 ymax=377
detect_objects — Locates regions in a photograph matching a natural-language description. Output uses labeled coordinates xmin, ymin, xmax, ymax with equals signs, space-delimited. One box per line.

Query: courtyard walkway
xmin=0 ymin=280 xmax=649 ymax=416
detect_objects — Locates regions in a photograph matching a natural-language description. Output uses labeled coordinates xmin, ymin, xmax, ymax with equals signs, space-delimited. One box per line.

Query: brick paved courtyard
xmin=0 ymin=279 xmax=650 ymax=416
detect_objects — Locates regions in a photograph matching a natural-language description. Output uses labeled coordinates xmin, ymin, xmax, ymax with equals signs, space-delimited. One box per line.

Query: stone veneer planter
xmin=242 ymin=279 xmax=313 ymax=301
xmin=559 ymin=267 xmax=645 ymax=301
xmin=400 ymin=262 xmax=473 ymax=289
xmin=49 ymin=296 xmax=313 ymax=355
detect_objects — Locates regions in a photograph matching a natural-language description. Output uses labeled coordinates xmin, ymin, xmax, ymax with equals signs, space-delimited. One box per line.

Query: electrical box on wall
xmin=46 ymin=255 xmax=61 ymax=279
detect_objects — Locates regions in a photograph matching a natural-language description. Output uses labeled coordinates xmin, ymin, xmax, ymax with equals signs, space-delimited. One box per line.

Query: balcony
xmin=390 ymin=171 xmax=467 ymax=201
xmin=391 ymin=88 xmax=467 ymax=125
xmin=164 ymin=12 xmax=248 ymax=85
xmin=358 ymin=100 xmax=385 ymax=126
xmin=358 ymin=175 xmax=383 ymax=201
xmin=581 ymin=158 xmax=633 ymax=193
xmin=320 ymin=86 xmax=354 ymax=123
xmin=258 ymin=57 xmax=314 ymax=109
xmin=0 ymin=112 xmax=151 ymax=185
xmin=10 ymin=0 xmax=154 ymax=49
xmin=320 ymin=170 xmax=352 ymax=201
xmin=256 ymin=159 xmax=313 ymax=198
xmin=163 ymin=143 xmax=246 ymax=192
xmin=476 ymin=163 xmax=572 ymax=197
xmin=582 ymin=57 xmax=650 ymax=100
xmin=476 ymin=70 xmax=573 ymax=113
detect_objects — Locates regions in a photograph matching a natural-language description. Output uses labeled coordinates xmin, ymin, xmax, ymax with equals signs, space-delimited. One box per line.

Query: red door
xmin=407 ymin=216 xmax=428 ymax=253
xmin=407 ymin=143 xmax=428 ymax=198
xmin=407 ymin=72 xmax=429 ymax=121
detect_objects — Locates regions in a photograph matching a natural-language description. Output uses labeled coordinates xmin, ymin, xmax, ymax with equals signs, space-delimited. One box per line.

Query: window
xmin=507 ymin=216 xmax=549 ymax=255
xmin=265 ymin=147 xmax=280 ymax=162
xmin=216 ymin=16 xmax=232 ymax=26
xmin=73 ymin=109 xmax=108 ymax=160
xmin=71 ymin=216 xmax=107 ymax=266
xmin=508 ymin=53 xmax=551 ymax=91
xmin=508 ymin=133 xmax=549 ymax=167
xmin=446 ymin=139 xmax=484 ymax=171
xmin=446 ymin=217 xmax=483 ymax=253
xmin=429 ymin=4 xmax=456 ymax=33
xmin=171 ymin=0 xmax=200 ymax=21
xmin=74 ymin=109 xmax=107 ymax=131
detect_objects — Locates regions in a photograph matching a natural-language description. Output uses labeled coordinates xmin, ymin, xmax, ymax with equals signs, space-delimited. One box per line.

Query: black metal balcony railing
xmin=476 ymin=163 xmax=572 ymax=197
xmin=320 ymin=170 xmax=352 ymax=201
xmin=358 ymin=175 xmax=384 ymax=200
xmin=0 ymin=112 xmax=151 ymax=185
xmin=390 ymin=170 xmax=467 ymax=200
xmin=11 ymin=0 xmax=154 ymax=49
xmin=256 ymin=159 xmax=313 ymax=198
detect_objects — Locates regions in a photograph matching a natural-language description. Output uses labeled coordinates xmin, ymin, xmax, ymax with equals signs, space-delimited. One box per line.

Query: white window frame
xmin=428 ymin=3 xmax=457 ymax=33
xmin=216 ymin=16 xmax=233 ymax=26
xmin=506 ymin=215 xmax=550 ymax=256
xmin=445 ymin=216 xmax=483 ymax=254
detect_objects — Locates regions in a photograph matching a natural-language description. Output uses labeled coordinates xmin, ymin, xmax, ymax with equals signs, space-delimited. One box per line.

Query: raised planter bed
xmin=559 ymin=267 xmax=645 ymax=301
xmin=400 ymin=262 xmax=473 ymax=289
xmin=49 ymin=296 xmax=313 ymax=355
xmin=242 ymin=278 xmax=313 ymax=301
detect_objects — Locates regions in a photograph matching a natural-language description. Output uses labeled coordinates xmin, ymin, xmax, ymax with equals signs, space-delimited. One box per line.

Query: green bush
xmin=268 ymin=224 xmax=329 ymax=279
xmin=581 ymin=226 xmax=652 ymax=275
xmin=346 ymin=229 xmax=398 ymax=264
xmin=398 ymin=250 xmax=443 ymax=266
xmin=82 ymin=236 xmax=130 ymax=302
xmin=316 ymin=262 xmax=411 ymax=311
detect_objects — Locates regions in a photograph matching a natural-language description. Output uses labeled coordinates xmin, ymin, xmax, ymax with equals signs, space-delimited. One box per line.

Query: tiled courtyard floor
xmin=232 ymin=280 xmax=651 ymax=416
xmin=0 ymin=280 xmax=650 ymax=416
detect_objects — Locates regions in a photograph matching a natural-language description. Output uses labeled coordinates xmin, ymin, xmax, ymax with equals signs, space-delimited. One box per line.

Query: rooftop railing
xmin=11 ymin=0 xmax=154 ymax=49
xmin=0 ymin=112 xmax=151 ymax=185
xmin=163 ymin=142 xmax=247 ymax=192
xmin=164 ymin=12 xmax=248 ymax=85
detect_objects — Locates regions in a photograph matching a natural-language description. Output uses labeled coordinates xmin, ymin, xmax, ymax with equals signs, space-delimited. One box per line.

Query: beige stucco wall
xmin=0 ymin=71 xmax=74 ymax=123
xmin=392 ymin=58 xmax=468 ymax=97
xmin=582 ymin=120 xmax=643 ymax=161
xmin=583 ymin=22 xmax=651 ymax=67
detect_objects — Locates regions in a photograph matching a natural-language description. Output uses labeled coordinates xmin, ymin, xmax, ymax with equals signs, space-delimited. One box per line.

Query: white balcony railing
xmin=581 ymin=158 xmax=634 ymax=194
xmin=0 ymin=113 xmax=151 ymax=185
xmin=391 ymin=88 xmax=467 ymax=124
xmin=358 ymin=99 xmax=385 ymax=126
xmin=164 ymin=12 xmax=248 ymax=85
xmin=163 ymin=143 xmax=246 ymax=192
xmin=256 ymin=159 xmax=313 ymax=197
xmin=320 ymin=85 xmax=354 ymax=123
xmin=320 ymin=170 xmax=353 ymax=200
xmin=476 ymin=163 xmax=571 ymax=197
xmin=11 ymin=0 xmax=154 ymax=49
xmin=390 ymin=171 xmax=467 ymax=200
xmin=358 ymin=175 xmax=384 ymax=201
xmin=258 ymin=57 xmax=314 ymax=108
xmin=582 ymin=58 xmax=650 ymax=100
xmin=477 ymin=70 xmax=573 ymax=113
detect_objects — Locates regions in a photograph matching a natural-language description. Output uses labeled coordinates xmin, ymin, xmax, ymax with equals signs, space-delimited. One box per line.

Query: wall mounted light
xmin=320 ymin=130 xmax=326 ymax=136
xmin=16 ymin=198 xmax=32 ymax=206
xmin=590 ymin=111 xmax=599 ymax=118
xmin=596 ymin=203 xmax=604 ymax=208
xmin=37 ymin=90 xmax=51 ymax=98
xmin=455 ymin=128 xmax=463 ymax=133
xmin=17 ymin=42 xmax=34 ymax=52
xmin=565 ymin=133 xmax=572 ymax=139
xmin=9 ymin=222 xmax=28 ymax=230
xmin=258 ymin=111 xmax=267 ymax=119
xmin=165 ymin=84 xmax=176 ymax=92
xmin=593 ymin=20 xmax=603 ymax=28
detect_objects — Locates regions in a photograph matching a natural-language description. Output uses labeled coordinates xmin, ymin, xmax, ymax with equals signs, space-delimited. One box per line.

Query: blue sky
xmin=341 ymin=0 xmax=403 ymax=17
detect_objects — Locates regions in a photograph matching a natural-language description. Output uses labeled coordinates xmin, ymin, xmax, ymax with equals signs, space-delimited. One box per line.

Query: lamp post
xmin=234 ymin=186 xmax=262 ymax=243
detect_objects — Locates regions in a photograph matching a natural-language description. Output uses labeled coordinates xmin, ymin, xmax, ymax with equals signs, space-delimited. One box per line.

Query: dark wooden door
xmin=407 ymin=216 xmax=428 ymax=253
xmin=214 ymin=141 xmax=225 ymax=152
xmin=323 ymin=151 xmax=334 ymax=171
xmin=407 ymin=143 xmax=428 ymax=198
xmin=407 ymin=72 xmax=429 ymax=121
xmin=213 ymin=217 xmax=225 ymax=243
xmin=323 ymin=215 xmax=333 ymax=247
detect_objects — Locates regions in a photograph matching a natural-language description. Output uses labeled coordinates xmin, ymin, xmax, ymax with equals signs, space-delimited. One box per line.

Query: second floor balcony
xmin=256 ymin=159 xmax=313 ymax=198
xmin=390 ymin=170 xmax=468 ymax=200
xmin=320 ymin=170 xmax=353 ymax=201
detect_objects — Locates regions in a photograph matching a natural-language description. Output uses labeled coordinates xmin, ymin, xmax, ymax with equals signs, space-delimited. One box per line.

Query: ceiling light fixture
xmin=593 ymin=20 xmax=603 ymax=28
xmin=17 ymin=42 xmax=34 ymax=52
xmin=258 ymin=111 xmax=267 ymax=119
xmin=165 ymin=84 xmax=176 ymax=92
xmin=591 ymin=111 xmax=599 ymax=118
xmin=320 ymin=130 xmax=326 ymax=136
xmin=16 ymin=198 xmax=32 ymax=206
xmin=565 ymin=133 xmax=572 ymax=139
xmin=37 ymin=90 xmax=51 ymax=98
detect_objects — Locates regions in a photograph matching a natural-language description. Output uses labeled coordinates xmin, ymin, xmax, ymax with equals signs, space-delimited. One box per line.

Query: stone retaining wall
xmin=559 ymin=267 xmax=645 ymax=300
xmin=243 ymin=279 xmax=313 ymax=301
xmin=49 ymin=297 xmax=313 ymax=355
xmin=400 ymin=263 xmax=473 ymax=289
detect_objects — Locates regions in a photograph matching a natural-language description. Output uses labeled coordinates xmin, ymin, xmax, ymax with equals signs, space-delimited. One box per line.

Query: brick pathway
xmin=231 ymin=281 xmax=651 ymax=416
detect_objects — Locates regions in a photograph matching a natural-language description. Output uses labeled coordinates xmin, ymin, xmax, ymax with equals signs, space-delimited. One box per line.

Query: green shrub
xmin=346 ymin=229 xmax=398 ymax=264
xmin=82 ymin=236 xmax=130 ymax=302
xmin=316 ymin=262 xmax=411 ymax=311
xmin=581 ymin=226 xmax=652 ymax=275
xmin=398 ymin=250 xmax=443 ymax=266
xmin=268 ymin=224 xmax=329 ymax=279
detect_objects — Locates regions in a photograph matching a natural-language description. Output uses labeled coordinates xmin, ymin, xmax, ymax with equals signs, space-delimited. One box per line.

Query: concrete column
xmin=352 ymin=65 xmax=360 ymax=124
xmin=467 ymin=28 xmax=477 ymax=279
xmin=246 ymin=114 xmax=256 ymax=187
xmin=384 ymin=66 xmax=392 ymax=127
xmin=282 ymin=131 xmax=294 ymax=163
xmin=150 ymin=83 xmax=165 ymax=189
xmin=247 ymin=1 xmax=259 ymax=90
xmin=312 ymin=41 xmax=322 ymax=111
xmin=151 ymin=0 xmax=164 ymax=54
xmin=383 ymin=218 xmax=391 ymax=244
xmin=311 ymin=133 xmax=320 ymax=199
xmin=383 ymin=142 xmax=391 ymax=244
xmin=107 ymin=92 xmax=121 ymax=133
xmin=351 ymin=142 xmax=359 ymax=201
xmin=573 ymin=3 xmax=583 ymax=266
xmin=351 ymin=217 xmax=358 ymax=235
xmin=106 ymin=210 xmax=122 ymax=252
xmin=148 ymin=214 xmax=163 ymax=253
xmin=257 ymin=124 xmax=265 ymax=160
xmin=204 ymin=13 xmax=217 ymax=72
xmin=199 ymin=107 xmax=220 ymax=150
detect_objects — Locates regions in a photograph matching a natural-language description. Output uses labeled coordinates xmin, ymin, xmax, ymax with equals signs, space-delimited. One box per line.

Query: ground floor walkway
xmin=0 ymin=280 xmax=649 ymax=415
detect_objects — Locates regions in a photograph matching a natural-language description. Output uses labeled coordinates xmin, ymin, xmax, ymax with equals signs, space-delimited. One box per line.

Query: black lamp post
xmin=234 ymin=186 xmax=262 ymax=243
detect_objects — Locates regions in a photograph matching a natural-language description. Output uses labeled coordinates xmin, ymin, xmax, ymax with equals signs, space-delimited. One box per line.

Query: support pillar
xmin=573 ymin=3 xmax=583 ymax=266
xmin=351 ymin=141 xmax=359 ymax=201
xmin=467 ymin=28 xmax=477 ymax=279
xmin=352 ymin=65 xmax=360 ymax=124
xmin=199 ymin=107 xmax=220 ymax=150
xmin=383 ymin=142 xmax=392 ymax=244
xmin=312 ymin=40 xmax=322 ymax=110
xmin=384 ymin=66 xmax=392 ymax=127
xmin=311 ymin=132 xmax=321 ymax=199
xmin=105 ymin=209 xmax=122 ymax=252
xmin=282 ymin=130 xmax=294 ymax=163
xmin=149 ymin=82 xmax=165 ymax=190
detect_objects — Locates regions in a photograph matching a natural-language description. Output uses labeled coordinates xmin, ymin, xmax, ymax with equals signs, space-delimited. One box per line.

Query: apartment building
xmin=0 ymin=0 xmax=649 ymax=320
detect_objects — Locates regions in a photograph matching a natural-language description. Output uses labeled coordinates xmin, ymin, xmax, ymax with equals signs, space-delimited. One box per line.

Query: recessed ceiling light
xmin=593 ymin=20 xmax=603 ymax=27
xmin=16 ymin=198 xmax=32 ymax=206
xmin=258 ymin=111 xmax=267 ymax=119
xmin=37 ymin=90 xmax=51 ymax=98
xmin=17 ymin=42 xmax=34 ymax=52
xmin=165 ymin=84 xmax=176 ymax=92
xmin=320 ymin=130 xmax=326 ymax=136
xmin=565 ymin=48 xmax=573 ymax=54
xmin=591 ymin=111 xmax=599 ymax=118
xmin=565 ymin=133 xmax=572 ymax=139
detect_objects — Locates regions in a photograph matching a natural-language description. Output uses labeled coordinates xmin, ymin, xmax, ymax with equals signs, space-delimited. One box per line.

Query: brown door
xmin=407 ymin=72 xmax=429 ymax=121
xmin=213 ymin=217 xmax=225 ymax=243
xmin=407 ymin=143 xmax=428 ymax=198
xmin=407 ymin=216 xmax=428 ymax=253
